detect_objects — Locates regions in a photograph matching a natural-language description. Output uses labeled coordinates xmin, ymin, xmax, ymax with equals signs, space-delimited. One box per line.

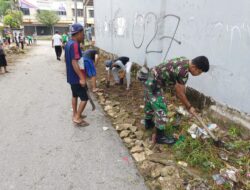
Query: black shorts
xmin=70 ymin=84 xmax=89 ymax=101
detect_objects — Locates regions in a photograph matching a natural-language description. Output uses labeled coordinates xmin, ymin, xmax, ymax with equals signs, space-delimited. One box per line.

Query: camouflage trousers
xmin=144 ymin=77 xmax=168 ymax=130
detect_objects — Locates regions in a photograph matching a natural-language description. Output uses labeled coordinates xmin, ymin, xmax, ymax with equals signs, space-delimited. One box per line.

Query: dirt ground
xmin=92 ymin=48 xmax=250 ymax=190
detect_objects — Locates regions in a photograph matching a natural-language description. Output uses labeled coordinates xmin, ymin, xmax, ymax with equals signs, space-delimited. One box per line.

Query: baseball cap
xmin=71 ymin=23 xmax=84 ymax=35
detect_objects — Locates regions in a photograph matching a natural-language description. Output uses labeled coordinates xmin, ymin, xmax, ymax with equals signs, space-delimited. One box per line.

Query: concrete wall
xmin=94 ymin=0 xmax=250 ymax=114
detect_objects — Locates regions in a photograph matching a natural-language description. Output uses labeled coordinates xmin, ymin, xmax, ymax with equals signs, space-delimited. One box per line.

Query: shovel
xmin=193 ymin=113 xmax=224 ymax=147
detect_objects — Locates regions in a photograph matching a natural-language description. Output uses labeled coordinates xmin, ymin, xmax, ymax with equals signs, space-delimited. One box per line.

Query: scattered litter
xmin=102 ymin=127 xmax=109 ymax=131
xmin=176 ymin=106 xmax=189 ymax=116
xmin=140 ymin=105 xmax=145 ymax=109
xmin=207 ymin=123 xmax=218 ymax=131
xmin=140 ymin=119 xmax=145 ymax=125
xmin=220 ymin=166 xmax=240 ymax=183
xmin=219 ymin=152 xmax=229 ymax=161
xmin=187 ymin=124 xmax=208 ymax=139
xmin=178 ymin=161 xmax=188 ymax=167
xmin=212 ymin=174 xmax=226 ymax=185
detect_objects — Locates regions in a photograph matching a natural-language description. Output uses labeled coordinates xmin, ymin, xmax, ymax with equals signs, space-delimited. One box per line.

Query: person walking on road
xmin=65 ymin=23 xmax=89 ymax=126
xmin=18 ymin=33 xmax=25 ymax=50
xmin=62 ymin=31 xmax=69 ymax=49
xmin=52 ymin=31 xmax=62 ymax=61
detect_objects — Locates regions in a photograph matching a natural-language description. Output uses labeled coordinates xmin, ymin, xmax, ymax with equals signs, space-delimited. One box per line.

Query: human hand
xmin=189 ymin=106 xmax=197 ymax=116
xmin=79 ymin=79 xmax=86 ymax=87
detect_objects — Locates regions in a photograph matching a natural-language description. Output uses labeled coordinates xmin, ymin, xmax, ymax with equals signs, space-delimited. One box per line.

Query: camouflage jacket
xmin=153 ymin=57 xmax=189 ymax=89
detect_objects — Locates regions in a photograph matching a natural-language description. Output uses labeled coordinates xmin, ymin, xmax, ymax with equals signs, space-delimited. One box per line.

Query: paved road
xmin=0 ymin=41 xmax=147 ymax=190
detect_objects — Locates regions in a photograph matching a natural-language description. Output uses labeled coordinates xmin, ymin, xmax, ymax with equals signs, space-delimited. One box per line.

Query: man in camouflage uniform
xmin=144 ymin=56 xmax=210 ymax=144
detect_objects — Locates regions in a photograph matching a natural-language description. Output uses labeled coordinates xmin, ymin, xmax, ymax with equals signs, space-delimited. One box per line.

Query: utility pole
xmin=74 ymin=0 xmax=77 ymax=23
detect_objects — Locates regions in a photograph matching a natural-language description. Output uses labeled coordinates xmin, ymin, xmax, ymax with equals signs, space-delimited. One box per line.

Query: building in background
xmin=19 ymin=0 xmax=94 ymax=35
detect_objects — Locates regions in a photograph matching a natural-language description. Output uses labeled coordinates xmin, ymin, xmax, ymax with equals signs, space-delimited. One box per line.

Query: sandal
xmin=92 ymin=88 xmax=102 ymax=93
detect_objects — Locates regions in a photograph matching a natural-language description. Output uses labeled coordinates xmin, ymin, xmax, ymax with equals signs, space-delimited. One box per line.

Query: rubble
xmin=134 ymin=131 xmax=144 ymax=140
xmin=130 ymin=145 xmax=144 ymax=153
xmin=132 ymin=152 xmax=146 ymax=162
xmin=119 ymin=130 xmax=130 ymax=138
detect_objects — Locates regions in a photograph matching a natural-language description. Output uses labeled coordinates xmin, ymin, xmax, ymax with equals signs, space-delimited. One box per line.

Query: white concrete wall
xmin=94 ymin=0 xmax=250 ymax=114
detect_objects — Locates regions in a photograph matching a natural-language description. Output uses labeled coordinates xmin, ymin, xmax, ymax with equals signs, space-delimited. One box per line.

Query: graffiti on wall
xmin=96 ymin=10 xmax=182 ymax=61
xmin=132 ymin=12 xmax=181 ymax=60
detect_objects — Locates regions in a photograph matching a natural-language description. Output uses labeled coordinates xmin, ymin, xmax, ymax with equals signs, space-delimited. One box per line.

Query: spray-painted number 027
xmin=132 ymin=12 xmax=181 ymax=60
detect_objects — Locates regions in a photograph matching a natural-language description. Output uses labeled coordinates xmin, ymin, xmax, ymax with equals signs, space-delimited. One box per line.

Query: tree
xmin=3 ymin=9 xmax=23 ymax=28
xmin=0 ymin=0 xmax=18 ymax=16
xmin=36 ymin=10 xmax=60 ymax=33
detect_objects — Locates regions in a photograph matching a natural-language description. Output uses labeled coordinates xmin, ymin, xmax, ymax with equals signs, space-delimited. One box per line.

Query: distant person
xmin=52 ymin=31 xmax=62 ymax=61
xmin=0 ymin=42 xmax=8 ymax=73
xmin=18 ymin=33 xmax=25 ymax=50
xmin=6 ymin=33 xmax=11 ymax=45
xmin=33 ymin=32 xmax=37 ymax=44
xmin=27 ymin=35 xmax=32 ymax=46
xmin=86 ymin=24 xmax=92 ymax=42
xmin=65 ymin=23 xmax=89 ymax=126
xmin=14 ymin=33 xmax=19 ymax=47
xmin=62 ymin=31 xmax=68 ymax=49
xmin=83 ymin=49 xmax=100 ymax=93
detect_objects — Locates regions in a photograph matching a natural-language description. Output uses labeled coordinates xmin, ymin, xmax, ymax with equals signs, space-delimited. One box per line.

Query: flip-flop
xmin=92 ymin=88 xmax=102 ymax=93
xmin=81 ymin=115 xmax=87 ymax=119
xmin=74 ymin=120 xmax=90 ymax=127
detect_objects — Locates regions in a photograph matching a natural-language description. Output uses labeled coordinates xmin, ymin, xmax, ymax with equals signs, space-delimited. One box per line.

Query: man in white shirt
xmin=52 ymin=31 xmax=62 ymax=61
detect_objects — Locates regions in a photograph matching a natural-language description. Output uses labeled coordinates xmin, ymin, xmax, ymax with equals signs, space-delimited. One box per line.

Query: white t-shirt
xmin=52 ymin=34 xmax=62 ymax=46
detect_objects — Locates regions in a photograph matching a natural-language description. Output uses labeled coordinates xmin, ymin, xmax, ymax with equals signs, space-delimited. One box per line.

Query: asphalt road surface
xmin=0 ymin=41 xmax=147 ymax=190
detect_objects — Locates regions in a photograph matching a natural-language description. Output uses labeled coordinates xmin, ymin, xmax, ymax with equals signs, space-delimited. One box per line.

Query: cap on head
xmin=71 ymin=23 xmax=84 ymax=35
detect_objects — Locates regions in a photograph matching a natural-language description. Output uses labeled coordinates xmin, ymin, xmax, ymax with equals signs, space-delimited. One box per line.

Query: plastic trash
xmin=178 ymin=161 xmax=188 ymax=167
xmin=220 ymin=166 xmax=240 ymax=183
xmin=102 ymin=127 xmax=109 ymax=131
xmin=212 ymin=174 xmax=226 ymax=185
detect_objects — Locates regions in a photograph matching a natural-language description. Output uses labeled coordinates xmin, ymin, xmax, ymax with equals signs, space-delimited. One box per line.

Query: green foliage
xmin=0 ymin=0 xmax=11 ymax=16
xmin=173 ymin=137 xmax=224 ymax=171
xmin=36 ymin=10 xmax=60 ymax=28
xmin=3 ymin=9 xmax=23 ymax=28
xmin=228 ymin=126 xmax=241 ymax=138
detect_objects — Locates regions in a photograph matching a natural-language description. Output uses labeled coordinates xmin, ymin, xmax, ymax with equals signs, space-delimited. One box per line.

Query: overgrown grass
xmin=173 ymin=137 xmax=224 ymax=172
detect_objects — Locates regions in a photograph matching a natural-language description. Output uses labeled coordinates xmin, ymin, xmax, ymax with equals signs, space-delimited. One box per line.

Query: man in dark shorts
xmin=142 ymin=56 xmax=209 ymax=144
xmin=65 ymin=23 xmax=89 ymax=126
xmin=83 ymin=49 xmax=100 ymax=92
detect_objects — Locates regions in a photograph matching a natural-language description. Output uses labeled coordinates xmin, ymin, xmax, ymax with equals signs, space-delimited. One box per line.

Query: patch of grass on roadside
xmin=173 ymin=137 xmax=224 ymax=172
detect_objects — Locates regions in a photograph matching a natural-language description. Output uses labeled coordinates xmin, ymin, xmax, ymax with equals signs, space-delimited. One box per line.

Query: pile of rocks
xmin=95 ymin=91 xmax=206 ymax=190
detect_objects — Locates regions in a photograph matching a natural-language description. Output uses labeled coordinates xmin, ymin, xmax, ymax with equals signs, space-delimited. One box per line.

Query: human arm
xmin=71 ymin=42 xmax=86 ymax=86
xmin=94 ymin=54 xmax=99 ymax=66
xmin=72 ymin=59 xmax=86 ymax=86
xmin=175 ymin=83 xmax=196 ymax=115
xmin=112 ymin=60 xmax=126 ymax=70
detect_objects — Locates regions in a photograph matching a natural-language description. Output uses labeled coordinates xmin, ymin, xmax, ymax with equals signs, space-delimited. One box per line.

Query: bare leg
xmin=72 ymin=97 xmax=78 ymax=119
xmin=91 ymin=76 xmax=98 ymax=92
xmin=4 ymin=66 xmax=8 ymax=73
xmin=74 ymin=101 xmax=87 ymax=123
